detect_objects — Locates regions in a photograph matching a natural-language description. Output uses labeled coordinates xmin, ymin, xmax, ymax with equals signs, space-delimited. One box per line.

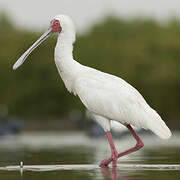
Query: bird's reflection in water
xmin=101 ymin=166 xmax=135 ymax=180
xmin=101 ymin=166 xmax=118 ymax=180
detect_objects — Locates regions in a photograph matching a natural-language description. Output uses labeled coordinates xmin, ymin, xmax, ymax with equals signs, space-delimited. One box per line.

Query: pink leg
xmin=100 ymin=131 xmax=118 ymax=167
xmin=118 ymin=124 xmax=144 ymax=158
xmin=99 ymin=124 xmax=144 ymax=167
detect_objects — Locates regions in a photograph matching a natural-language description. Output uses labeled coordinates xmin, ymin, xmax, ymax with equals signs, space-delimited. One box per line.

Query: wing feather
xmin=74 ymin=68 xmax=150 ymax=128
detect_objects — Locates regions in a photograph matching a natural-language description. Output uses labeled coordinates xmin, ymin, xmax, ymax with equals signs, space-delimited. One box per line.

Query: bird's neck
xmin=54 ymin=32 xmax=81 ymax=93
xmin=55 ymin=31 xmax=75 ymax=59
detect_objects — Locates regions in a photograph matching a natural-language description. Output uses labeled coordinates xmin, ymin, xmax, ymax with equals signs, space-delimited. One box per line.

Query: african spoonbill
xmin=13 ymin=15 xmax=172 ymax=167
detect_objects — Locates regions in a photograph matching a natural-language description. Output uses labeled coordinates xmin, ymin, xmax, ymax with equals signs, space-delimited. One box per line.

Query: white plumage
xmin=13 ymin=14 xmax=172 ymax=167
xmin=54 ymin=15 xmax=171 ymax=139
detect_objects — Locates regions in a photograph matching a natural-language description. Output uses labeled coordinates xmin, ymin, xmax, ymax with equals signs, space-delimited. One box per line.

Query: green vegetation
xmin=0 ymin=14 xmax=180 ymax=129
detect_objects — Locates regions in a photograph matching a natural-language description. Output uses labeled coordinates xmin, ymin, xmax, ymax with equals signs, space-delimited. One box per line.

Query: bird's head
xmin=50 ymin=19 xmax=62 ymax=33
xmin=51 ymin=15 xmax=76 ymax=34
xmin=13 ymin=14 xmax=75 ymax=70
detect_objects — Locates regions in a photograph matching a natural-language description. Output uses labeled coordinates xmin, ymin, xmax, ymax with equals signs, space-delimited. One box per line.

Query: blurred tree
xmin=0 ymin=12 xmax=14 ymax=30
xmin=0 ymin=13 xmax=180 ymax=129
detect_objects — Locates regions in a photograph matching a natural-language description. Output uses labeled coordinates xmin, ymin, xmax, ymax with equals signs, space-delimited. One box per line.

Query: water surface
xmin=0 ymin=132 xmax=179 ymax=180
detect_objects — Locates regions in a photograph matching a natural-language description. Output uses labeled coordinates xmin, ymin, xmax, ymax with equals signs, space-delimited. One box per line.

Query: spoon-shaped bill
xmin=13 ymin=28 xmax=52 ymax=70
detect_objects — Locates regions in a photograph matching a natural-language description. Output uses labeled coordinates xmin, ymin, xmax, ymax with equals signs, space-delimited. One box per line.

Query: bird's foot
xmin=99 ymin=158 xmax=112 ymax=167
xmin=99 ymin=151 xmax=118 ymax=167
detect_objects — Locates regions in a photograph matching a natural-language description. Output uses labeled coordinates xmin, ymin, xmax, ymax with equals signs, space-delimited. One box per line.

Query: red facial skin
xmin=51 ymin=19 xmax=62 ymax=33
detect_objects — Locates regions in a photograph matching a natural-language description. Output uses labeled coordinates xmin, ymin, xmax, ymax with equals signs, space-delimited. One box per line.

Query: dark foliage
xmin=1 ymin=14 xmax=180 ymax=129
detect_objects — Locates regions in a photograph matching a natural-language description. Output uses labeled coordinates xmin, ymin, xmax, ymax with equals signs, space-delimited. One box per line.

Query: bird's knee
xmin=136 ymin=140 xmax=144 ymax=150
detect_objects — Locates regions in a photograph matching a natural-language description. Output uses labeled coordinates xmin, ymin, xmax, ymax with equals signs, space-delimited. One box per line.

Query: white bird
xmin=13 ymin=15 xmax=172 ymax=167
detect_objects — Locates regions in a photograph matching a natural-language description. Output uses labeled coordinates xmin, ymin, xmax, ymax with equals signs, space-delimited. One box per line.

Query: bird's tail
xmin=147 ymin=109 xmax=172 ymax=139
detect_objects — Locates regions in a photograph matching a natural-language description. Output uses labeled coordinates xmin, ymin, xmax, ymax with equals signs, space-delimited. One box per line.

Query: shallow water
xmin=0 ymin=132 xmax=180 ymax=180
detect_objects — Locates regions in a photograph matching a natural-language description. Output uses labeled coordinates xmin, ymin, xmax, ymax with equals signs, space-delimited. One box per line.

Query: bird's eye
xmin=55 ymin=22 xmax=59 ymax=25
